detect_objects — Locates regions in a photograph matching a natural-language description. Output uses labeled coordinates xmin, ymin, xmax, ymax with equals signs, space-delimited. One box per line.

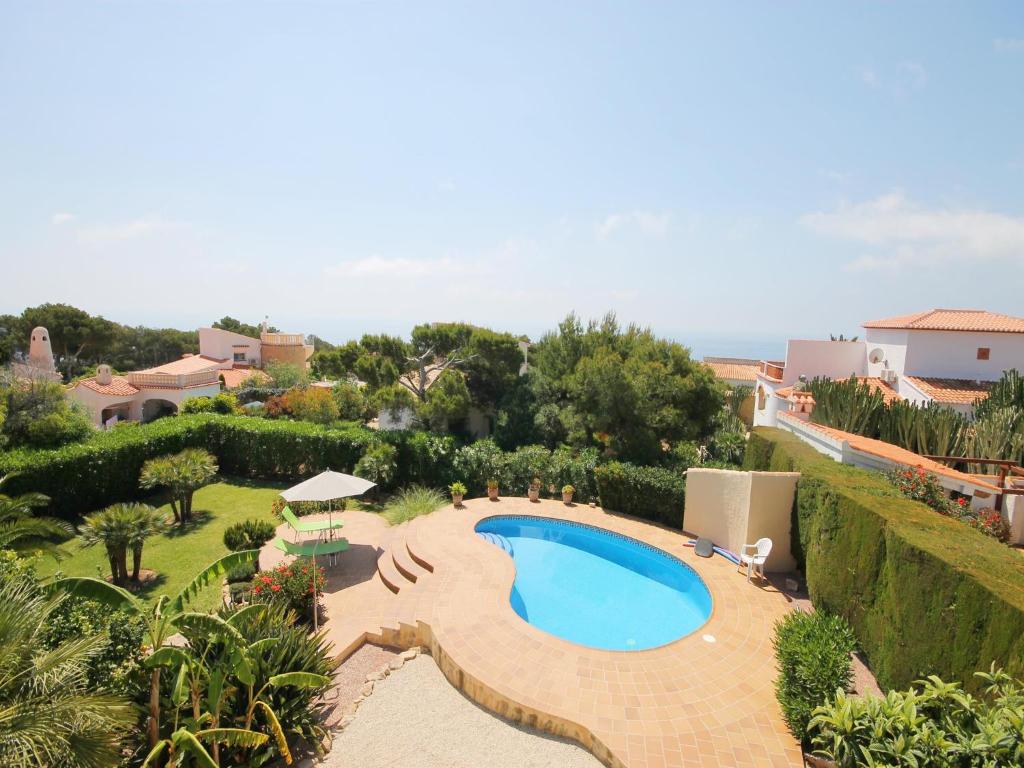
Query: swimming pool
xmin=475 ymin=516 xmax=712 ymax=651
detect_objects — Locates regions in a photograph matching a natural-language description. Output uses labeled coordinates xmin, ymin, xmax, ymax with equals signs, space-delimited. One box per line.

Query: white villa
xmin=377 ymin=365 xmax=494 ymax=439
xmin=753 ymin=309 xmax=1024 ymax=429
xmin=68 ymin=322 xmax=313 ymax=427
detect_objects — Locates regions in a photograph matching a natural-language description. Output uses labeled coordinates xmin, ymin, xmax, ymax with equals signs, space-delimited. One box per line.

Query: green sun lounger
xmin=281 ymin=506 xmax=345 ymax=535
xmin=273 ymin=536 xmax=349 ymax=565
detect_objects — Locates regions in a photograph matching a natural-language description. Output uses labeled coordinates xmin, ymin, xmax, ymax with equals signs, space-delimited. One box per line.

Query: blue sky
xmin=2 ymin=2 xmax=1023 ymax=359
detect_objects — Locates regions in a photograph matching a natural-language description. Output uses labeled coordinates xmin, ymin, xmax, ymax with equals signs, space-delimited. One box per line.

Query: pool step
xmin=376 ymin=519 xmax=436 ymax=594
xmin=476 ymin=531 xmax=514 ymax=557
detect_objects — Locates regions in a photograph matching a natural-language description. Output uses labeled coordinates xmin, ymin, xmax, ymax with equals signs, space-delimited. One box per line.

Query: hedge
xmin=744 ymin=427 xmax=1024 ymax=692
xmin=594 ymin=461 xmax=686 ymax=528
xmin=0 ymin=415 xmax=379 ymax=519
xmin=451 ymin=441 xmax=600 ymax=502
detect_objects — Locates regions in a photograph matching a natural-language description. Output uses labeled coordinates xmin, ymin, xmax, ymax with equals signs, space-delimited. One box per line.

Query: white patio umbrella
xmin=280 ymin=470 xmax=376 ymax=530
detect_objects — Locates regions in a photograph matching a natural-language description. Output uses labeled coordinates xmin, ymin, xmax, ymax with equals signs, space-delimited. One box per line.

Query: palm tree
xmin=139 ymin=449 xmax=218 ymax=526
xmin=0 ymin=472 xmax=73 ymax=557
xmin=125 ymin=503 xmax=169 ymax=581
xmin=80 ymin=503 xmax=169 ymax=584
xmin=79 ymin=504 xmax=132 ymax=584
xmin=0 ymin=576 xmax=135 ymax=768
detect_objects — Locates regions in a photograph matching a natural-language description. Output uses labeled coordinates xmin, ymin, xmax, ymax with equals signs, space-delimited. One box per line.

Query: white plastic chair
xmin=737 ymin=537 xmax=773 ymax=582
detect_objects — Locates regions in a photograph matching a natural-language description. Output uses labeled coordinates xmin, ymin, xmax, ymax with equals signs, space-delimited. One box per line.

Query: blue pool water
xmin=475 ymin=516 xmax=712 ymax=651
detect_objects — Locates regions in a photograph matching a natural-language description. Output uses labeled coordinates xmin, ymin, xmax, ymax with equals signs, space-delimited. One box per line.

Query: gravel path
xmin=323 ymin=655 xmax=602 ymax=768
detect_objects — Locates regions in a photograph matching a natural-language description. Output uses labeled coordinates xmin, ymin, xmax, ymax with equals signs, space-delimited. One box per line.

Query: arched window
xmin=757 ymin=385 xmax=766 ymax=410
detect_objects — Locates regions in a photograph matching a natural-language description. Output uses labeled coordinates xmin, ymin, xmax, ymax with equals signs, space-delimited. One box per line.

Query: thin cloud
xmin=325 ymin=255 xmax=459 ymax=279
xmin=597 ymin=210 xmax=670 ymax=240
xmin=76 ymin=215 xmax=180 ymax=245
xmin=994 ymin=38 xmax=1024 ymax=52
xmin=802 ymin=190 xmax=1024 ymax=271
xmin=51 ymin=212 xmax=75 ymax=225
xmin=860 ymin=67 xmax=878 ymax=87
xmin=898 ymin=60 xmax=928 ymax=88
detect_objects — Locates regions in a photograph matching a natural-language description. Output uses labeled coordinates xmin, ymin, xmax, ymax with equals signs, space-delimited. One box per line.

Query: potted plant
xmin=487 ymin=478 xmax=499 ymax=501
xmin=450 ymin=482 xmax=467 ymax=507
xmin=528 ymin=477 xmax=542 ymax=502
xmin=562 ymin=484 xmax=575 ymax=505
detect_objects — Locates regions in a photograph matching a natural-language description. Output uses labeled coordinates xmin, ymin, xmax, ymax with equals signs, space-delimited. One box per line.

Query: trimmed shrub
xmin=353 ymin=442 xmax=398 ymax=487
xmin=744 ymin=427 xmax=1024 ymax=691
xmin=594 ymin=461 xmax=685 ymax=528
xmin=223 ymin=518 xmax=276 ymax=551
xmin=0 ymin=414 xmax=378 ymax=519
xmin=385 ymin=429 xmax=456 ymax=489
xmin=225 ymin=560 xmax=257 ymax=583
xmin=772 ymin=609 xmax=856 ymax=741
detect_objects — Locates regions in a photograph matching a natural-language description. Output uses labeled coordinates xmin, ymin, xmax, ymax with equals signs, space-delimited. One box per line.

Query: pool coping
xmin=473 ymin=513 xmax=715 ymax=652
xmin=313 ymin=498 xmax=803 ymax=768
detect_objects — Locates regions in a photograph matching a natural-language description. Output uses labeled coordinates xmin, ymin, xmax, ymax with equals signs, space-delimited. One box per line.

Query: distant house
xmin=377 ymin=365 xmax=493 ymax=438
xmin=703 ymin=357 xmax=760 ymax=389
xmin=67 ymin=320 xmax=310 ymax=427
xmin=753 ymin=309 xmax=1024 ymax=428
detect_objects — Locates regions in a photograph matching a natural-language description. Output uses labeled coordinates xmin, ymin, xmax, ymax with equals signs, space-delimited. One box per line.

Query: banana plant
xmin=141 ymin=727 xmax=269 ymax=768
xmin=146 ymin=606 xmax=329 ymax=766
xmin=50 ymin=550 xmax=261 ymax=750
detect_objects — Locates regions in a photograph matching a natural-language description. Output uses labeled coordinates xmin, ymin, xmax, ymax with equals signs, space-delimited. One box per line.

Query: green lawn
xmin=38 ymin=478 xmax=287 ymax=612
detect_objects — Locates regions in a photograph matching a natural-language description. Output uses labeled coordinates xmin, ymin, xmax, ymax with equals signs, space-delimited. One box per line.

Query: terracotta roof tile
xmin=863 ymin=309 xmax=1024 ymax=333
xmin=902 ymin=376 xmax=991 ymax=405
xmin=856 ymin=376 xmax=903 ymax=404
xmin=76 ymin=375 xmax=139 ymax=397
xmin=778 ymin=411 xmax=1000 ymax=492
xmin=220 ymin=368 xmax=269 ymax=389
xmin=139 ymin=354 xmax=226 ymax=376
xmin=703 ymin=358 xmax=760 ymax=383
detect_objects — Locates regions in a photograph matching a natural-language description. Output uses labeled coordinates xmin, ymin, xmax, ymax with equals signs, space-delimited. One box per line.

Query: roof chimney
xmin=96 ymin=364 xmax=112 ymax=386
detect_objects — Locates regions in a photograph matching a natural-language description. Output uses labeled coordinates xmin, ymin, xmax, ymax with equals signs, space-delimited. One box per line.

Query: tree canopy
xmin=523 ymin=313 xmax=724 ymax=463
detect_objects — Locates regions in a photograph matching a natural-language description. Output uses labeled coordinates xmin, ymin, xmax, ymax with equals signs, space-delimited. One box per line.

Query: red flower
xmin=253 ymin=586 xmax=262 ymax=594
xmin=957 ymin=498 xmax=967 ymax=507
xmin=271 ymin=584 xmax=282 ymax=592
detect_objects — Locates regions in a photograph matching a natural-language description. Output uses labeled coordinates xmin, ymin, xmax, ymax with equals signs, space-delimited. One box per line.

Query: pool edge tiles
xmin=329 ymin=498 xmax=805 ymax=768
xmin=475 ymin=514 xmax=713 ymax=651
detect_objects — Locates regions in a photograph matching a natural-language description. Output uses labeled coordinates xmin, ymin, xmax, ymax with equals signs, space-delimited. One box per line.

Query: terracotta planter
xmin=562 ymin=492 xmax=574 ymax=505
xmin=528 ymin=488 xmax=540 ymax=502
xmin=487 ymin=487 xmax=499 ymax=501
xmin=452 ymin=494 xmax=464 ymax=507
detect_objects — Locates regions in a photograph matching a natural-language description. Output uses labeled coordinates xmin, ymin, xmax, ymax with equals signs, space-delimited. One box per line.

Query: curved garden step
xmin=392 ymin=539 xmax=429 ymax=583
xmin=404 ymin=516 xmax=437 ymax=573
xmin=376 ymin=545 xmax=410 ymax=594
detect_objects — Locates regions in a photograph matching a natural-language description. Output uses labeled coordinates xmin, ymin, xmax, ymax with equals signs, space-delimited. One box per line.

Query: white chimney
xmin=96 ymin=364 xmax=113 ymax=386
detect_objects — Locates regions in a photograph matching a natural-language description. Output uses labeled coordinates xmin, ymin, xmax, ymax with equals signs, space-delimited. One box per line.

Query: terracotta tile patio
xmin=265 ymin=498 xmax=803 ymax=768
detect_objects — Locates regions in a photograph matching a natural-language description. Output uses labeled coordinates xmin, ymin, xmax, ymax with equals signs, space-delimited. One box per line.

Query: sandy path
xmin=323 ymin=655 xmax=602 ymax=768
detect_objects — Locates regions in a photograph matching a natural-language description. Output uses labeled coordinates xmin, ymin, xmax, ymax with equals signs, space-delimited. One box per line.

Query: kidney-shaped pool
xmin=475 ymin=515 xmax=712 ymax=651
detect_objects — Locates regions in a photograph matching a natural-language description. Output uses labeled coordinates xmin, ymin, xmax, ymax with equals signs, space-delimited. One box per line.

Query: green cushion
xmin=272 ymin=536 xmax=349 ymax=557
xmin=281 ymin=505 xmax=344 ymax=533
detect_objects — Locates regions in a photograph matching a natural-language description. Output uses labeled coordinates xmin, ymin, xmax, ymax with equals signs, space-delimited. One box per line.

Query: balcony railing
xmin=261 ymin=332 xmax=306 ymax=346
xmin=759 ymin=361 xmax=785 ymax=381
xmin=128 ymin=370 xmax=220 ymax=389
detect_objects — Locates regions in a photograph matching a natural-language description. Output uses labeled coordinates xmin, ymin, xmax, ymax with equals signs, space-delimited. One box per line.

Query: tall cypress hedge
xmin=744 ymin=427 xmax=1024 ymax=691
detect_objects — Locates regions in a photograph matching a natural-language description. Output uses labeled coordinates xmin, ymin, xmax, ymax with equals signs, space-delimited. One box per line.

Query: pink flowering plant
xmin=964 ymin=508 xmax=1012 ymax=543
xmin=251 ymin=558 xmax=326 ymax=620
xmin=887 ymin=467 xmax=1010 ymax=543
xmin=887 ymin=467 xmax=955 ymax=515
